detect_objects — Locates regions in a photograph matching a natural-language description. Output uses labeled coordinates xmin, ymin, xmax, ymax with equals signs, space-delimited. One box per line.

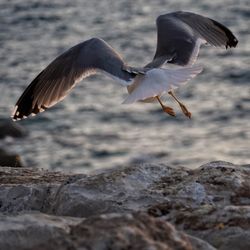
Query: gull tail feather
xmin=122 ymin=64 xmax=203 ymax=104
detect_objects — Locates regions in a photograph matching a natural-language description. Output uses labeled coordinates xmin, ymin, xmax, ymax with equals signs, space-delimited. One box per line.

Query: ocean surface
xmin=0 ymin=0 xmax=249 ymax=173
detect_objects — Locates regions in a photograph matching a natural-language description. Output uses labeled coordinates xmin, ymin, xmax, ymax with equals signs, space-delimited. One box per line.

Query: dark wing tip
xmin=11 ymin=73 xmax=47 ymax=121
xmin=226 ymin=36 xmax=238 ymax=49
xmin=12 ymin=103 xmax=46 ymax=121
xmin=12 ymin=91 xmax=35 ymax=122
xmin=210 ymin=19 xmax=238 ymax=48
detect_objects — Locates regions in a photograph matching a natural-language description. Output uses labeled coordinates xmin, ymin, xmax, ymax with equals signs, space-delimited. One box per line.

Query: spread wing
xmin=12 ymin=37 xmax=142 ymax=121
xmin=149 ymin=11 xmax=238 ymax=67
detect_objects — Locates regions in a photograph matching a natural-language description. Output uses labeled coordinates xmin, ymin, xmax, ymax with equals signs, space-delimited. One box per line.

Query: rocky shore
xmin=0 ymin=161 xmax=249 ymax=250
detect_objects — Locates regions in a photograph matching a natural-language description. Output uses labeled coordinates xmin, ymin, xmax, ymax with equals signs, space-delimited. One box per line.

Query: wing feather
xmin=151 ymin=11 xmax=238 ymax=66
xmin=173 ymin=12 xmax=238 ymax=48
xmin=12 ymin=38 xmax=138 ymax=120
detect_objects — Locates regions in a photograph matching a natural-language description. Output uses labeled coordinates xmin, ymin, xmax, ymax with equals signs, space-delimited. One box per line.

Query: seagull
xmin=12 ymin=11 xmax=238 ymax=121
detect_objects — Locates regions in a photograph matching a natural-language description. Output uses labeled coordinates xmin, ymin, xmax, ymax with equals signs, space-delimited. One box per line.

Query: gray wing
xmin=12 ymin=37 xmax=141 ymax=121
xmin=150 ymin=11 xmax=238 ymax=67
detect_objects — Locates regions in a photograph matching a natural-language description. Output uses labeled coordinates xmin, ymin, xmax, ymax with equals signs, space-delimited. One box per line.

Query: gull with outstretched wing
xmin=12 ymin=11 xmax=237 ymax=121
xmin=125 ymin=11 xmax=238 ymax=117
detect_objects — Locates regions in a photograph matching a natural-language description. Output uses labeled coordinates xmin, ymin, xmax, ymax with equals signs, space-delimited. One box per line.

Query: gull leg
xmin=156 ymin=96 xmax=175 ymax=117
xmin=168 ymin=91 xmax=191 ymax=118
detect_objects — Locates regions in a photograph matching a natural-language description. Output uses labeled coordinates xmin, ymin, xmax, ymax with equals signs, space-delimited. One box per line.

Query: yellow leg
xmin=156 ymin=96 xmax=175 ymax=117
xmin=168 ymin=91 xmax=191 ymax=118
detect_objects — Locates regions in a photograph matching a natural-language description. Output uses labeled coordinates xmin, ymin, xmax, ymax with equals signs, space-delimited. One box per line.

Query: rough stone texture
xmin=0 ymin=167 xmax=85 ymax=214
xmin=0 ymin=213 xmax=78 ymax=250
xmin=147 ymin=161 xmax=250 ymax=250
xmin=70 ymin=213 xmax=193 ymax=250
xmin=0 ymin=212 xmax=201 ymax=250
xmin=187 ymin=235 xmax=216 ymax=250
xmin=50 ymin=163 xmax=172 ymax=217
xmin=0 ymin=161 xmax=249 ymax=250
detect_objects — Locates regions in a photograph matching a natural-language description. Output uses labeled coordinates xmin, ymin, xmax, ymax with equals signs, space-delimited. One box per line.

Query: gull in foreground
xmin=12 ymin=11 xmax=238 ymax=121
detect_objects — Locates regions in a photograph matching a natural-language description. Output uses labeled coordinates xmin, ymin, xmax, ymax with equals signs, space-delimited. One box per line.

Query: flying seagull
xmin=12 ymin=11 xmax=238 ymax=121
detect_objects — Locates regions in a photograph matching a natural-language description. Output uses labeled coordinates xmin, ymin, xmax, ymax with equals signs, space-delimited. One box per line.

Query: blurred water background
xmin=0 ymin=0 xmax=249 ymax=173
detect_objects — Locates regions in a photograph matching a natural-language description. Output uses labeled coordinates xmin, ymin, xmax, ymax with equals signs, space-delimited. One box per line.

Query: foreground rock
xmin=0 ymin=213 xmax=78 ymax=250
xmin=0 ymin=161 xmax=249 ymax=249
xmin=0 ymin=167 xmax=84 ymax=214
xmin=0 ymin=212 xmax=206 ymax=250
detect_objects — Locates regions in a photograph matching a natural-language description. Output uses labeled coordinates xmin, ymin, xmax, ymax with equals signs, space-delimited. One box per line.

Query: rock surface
xmin=0 ymin=161 xmax=249 ymax=250
xmin=0 ymin=167 xmax=84 ymax=214
xmin=0 ymin=213 xmax=78 ymax=250
xmin=0 ymin=212 xmax=211 ymax=250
